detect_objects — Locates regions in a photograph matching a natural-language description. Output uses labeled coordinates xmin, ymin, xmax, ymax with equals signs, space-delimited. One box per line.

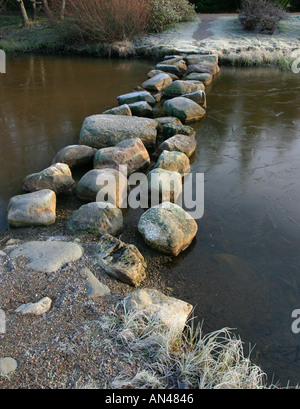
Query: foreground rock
xmin=155 ymin=133 xmax=197 ymax=158
xmin=81 ymin=268 xmax=111 ymax=298
xmin=96 ymin=234 xmax=147 ymax=287
xmin=15 ymin=297 xmax=52 ymax=315
xmin=23 ymin=163 xmax=75 ymax=195
xmin=124 ymin=288 xmax=193 ymax=334
xmin=10 ymin=241 xmax=83 ymax=273
xmin=138 ymin=202 xmax=198 ymax=256
xmin=94 ymin=138 xmax=150 ymax=176
xmin=67 ymin=202 xmax=123 ymax=236
xmin=7 ymin=189 xmax=56 ymax=227
xmin=79 ymin=114 xmax=157 ymax=149
xmin=52 ymin=145 xmax=97 ymax=168
xmin=155 ymin=150 xmax=190 ymax=175
xmin=0 ymin=358 xmax=18 ymax=376
xmin=164 ymin=97 xmax=206 ymax=123
xmin=142 ymin=73 xmax=173 ymax=92
xmin=76 ymin=169 xmax=128 ymax=207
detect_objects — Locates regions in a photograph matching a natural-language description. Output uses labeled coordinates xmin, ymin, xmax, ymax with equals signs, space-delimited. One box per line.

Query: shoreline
xmin=1 ymin=14 xmax=300 ymax=69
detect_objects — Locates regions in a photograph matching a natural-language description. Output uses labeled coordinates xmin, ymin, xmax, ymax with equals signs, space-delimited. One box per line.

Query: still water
xmin=0 ymin=56 xmax=300 ymax=386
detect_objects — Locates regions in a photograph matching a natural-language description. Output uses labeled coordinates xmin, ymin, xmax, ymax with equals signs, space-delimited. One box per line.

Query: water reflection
xmin=165 ymin=67 xmax=300 ymax=386
xmin=1 ymin=58 xmax=300 ymax=386
xmin=0 ymin=55 xmax=153 ymax=229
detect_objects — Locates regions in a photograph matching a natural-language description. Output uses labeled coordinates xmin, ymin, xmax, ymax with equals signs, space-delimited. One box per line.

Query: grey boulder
xmin=138 ymin=202 xmax=198 ymax=256
xmin=96 ymin=233 xmax=147 ymax=287
xmin=79 ymin=114 xmax=157 ymax=149
xmin=67 ymin=202 xmax=123 ymax=236
xmin=164 ymin=97 xmax=206 ymax=123
xmin=7 ymin=189 xmax=56 ymax=227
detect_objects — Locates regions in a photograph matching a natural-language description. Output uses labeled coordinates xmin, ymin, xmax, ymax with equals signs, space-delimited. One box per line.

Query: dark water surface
xmin=1 ymin=56 xmax=300 ymax=386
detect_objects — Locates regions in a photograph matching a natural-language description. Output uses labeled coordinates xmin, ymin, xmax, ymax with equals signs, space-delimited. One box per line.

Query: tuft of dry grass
xmin=100 ymin=302 xmax=276 ymax=389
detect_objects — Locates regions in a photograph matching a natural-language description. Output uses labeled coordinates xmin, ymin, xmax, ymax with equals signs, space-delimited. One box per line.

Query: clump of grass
xmin=220 ymin=49 xmax=295 ymax=70
xmin=102 ymin=303 xmax=271 ymax=389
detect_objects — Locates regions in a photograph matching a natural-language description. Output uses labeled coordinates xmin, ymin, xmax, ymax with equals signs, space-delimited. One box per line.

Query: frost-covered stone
xmin=138 ymin=202 xmax=198 ymax=256
xmin=124 ymin=288 xmax=193 ymax=334
xmin=15 ymin=297 xmax=52 ymax=315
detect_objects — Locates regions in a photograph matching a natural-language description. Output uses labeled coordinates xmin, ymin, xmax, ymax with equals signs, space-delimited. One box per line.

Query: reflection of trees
xmin=0 ymin=55 xmax=151 ymax=206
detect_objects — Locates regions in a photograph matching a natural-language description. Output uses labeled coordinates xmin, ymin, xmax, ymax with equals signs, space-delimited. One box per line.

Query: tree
xmin=14 ymin=0 xmax=30 ymax=27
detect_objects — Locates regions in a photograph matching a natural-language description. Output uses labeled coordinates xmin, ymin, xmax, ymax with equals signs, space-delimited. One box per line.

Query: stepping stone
xmin=185 ymin=72 xmax=213 ymax=86
xmin=155 ymin=133 xmax=197 ymax=158
xmin=155 ymin=150 xmax=190 ymax=175
xmin=117 ymin=91 xmax=156 ymax=106
xmin=164 ymin=97 xmax=206 ymax=123
xmin=79 ymin=114 xmax=157 ymax=149
xmin=23 ymin=163 xmax=75 ymax=195
xmin=163 ymin=80 xmax=205 ymax=98
xmin=186 ymin=61 xmax=220 ymax=76
xmin=124 ymin=288 xmax=193 ymax=334
xmin=10 ymin=241 xmax=83 ymax=273
xmin=154 ymin=117 xmax=182 ymax=133
xmin=67 ymin=202 xmax=123 ymax=236
xmin=94 ymin=138 xmax=150 ymax=176
xmin=182 ymin=90 xmax=207 ymax=107
xmin=128 ymin=101 xmax=153 ymax=118
xmin=52 ymin=145 xmax=97 ymax=168
xmin=76 ymin=169 xmax=128 ymax=207
xmin=102 ymin=104 xmax=132 ymax=116
xmin=7 ymin=189 xmax=56 ymax=227
xmin=143 ymin=168 xmax=182 ymax=206
xmin=95 ymin=233 xmax=147 ymax=287
xmin=184 ymin=53 xmax=219 ymax=65
xmin=138 ymin=202 xmax=198 ymax=256
xmin=142 ymin=73 xmax=173 ymax=92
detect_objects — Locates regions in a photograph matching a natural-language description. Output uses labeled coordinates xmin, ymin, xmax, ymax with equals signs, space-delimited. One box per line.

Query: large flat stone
xmin=10 ymin=241 xmax=84 ymax=273
xmin=79 ymin=114 xmax=157 ymax=149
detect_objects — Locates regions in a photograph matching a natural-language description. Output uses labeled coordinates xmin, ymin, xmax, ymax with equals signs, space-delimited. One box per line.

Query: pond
xmin=0 ymin=56 xmax=300 ymax=386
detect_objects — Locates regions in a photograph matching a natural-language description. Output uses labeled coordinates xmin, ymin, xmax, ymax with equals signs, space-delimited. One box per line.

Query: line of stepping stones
xmin=2 ymin=53 xmax=220 ymax=376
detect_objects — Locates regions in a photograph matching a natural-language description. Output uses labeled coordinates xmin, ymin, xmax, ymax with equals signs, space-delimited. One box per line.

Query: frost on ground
xmin=135 ymin=15 xmax=300 ymax=68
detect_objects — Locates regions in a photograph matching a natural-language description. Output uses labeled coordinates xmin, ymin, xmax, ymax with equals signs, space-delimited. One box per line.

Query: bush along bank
xmin=1 ymin=54 xmax=271 ymax=389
